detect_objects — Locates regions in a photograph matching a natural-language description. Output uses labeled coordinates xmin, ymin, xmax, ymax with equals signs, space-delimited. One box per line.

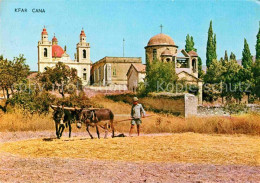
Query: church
xmin=38 ymin=27 xmax=91 ymax=85
xmin=143 ymin=32 xmax=203 ymax=103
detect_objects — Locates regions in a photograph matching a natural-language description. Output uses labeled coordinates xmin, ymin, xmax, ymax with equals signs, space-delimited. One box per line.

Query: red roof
xmin=132 ymin=64 xmax=146 ymax=72
xmin=52 ymin=45 xmax=64 ymax=58
xmin=80 ymin=30 xmax=86 ymax=37
xmin=147 ymin=33 xmax=175 ymax=46
xmin=52 ymin=36 xmax=57 ymax=41
xmin=188 ymin=50 xmax=198 ymax=57
xmin=42 ymin=28 xmax=48 ymax=35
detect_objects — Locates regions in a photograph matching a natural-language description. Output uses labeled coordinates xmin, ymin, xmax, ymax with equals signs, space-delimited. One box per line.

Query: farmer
xmin=129 ymin=97 xmax=146 ymax=137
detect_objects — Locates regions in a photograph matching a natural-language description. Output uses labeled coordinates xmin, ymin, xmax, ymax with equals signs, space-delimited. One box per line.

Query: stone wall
xmin=198 ymin=104 xmax=260 ymax=116
xmin=107 ymin=92 xmax=198 ymax=117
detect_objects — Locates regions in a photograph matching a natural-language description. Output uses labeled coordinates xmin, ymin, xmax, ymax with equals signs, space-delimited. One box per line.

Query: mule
xmin=51 ymin=105 xmax=79 ymax=139
xmin=76 ymin=108 xmax=115 ymax=139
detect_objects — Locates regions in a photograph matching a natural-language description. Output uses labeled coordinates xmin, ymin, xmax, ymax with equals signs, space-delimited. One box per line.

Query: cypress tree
xmin=220 ymin=57 xmax=224 ymax=65
xmin=185 ymin=34 xmax=192 ymax=52
xmin=230 ymin=52 xmax=236 ymax=60
xmin=190 ymin=36 xmax=197 ymax=52
xmin=185 ymin=34 xmax=197 ymax=52
xmin=213 ymin=34 xmax=217 ymax=59
xmin=242 ymin=39 xmax=253 ymax=69
xmin=206 ymin=21 xmax=217 ymax=68
xmin=198 ymin=57 xmax=203 ymax=78
xmin=224 ymin=50 xmax=228 ymax=62
xmin=256 ymin=22 xmax=260 ymax=60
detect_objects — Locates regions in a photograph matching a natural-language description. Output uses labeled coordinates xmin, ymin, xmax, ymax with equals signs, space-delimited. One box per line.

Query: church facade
xmin=38 ymin=27 xmax=91 ymax=85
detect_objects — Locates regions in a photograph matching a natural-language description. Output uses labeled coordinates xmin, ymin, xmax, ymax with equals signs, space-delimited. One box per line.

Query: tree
xmin=242 ymin=39 xmax=253 ymax=69
xmin=254 ymin=22 xmax=260 ymax=98
xmin=0 ymin=55 xmax=30 ymax=112
xmin=252 ymin=59 xmax=260 ymax=98
xmin=220 ymin=57 xmax=224 ymax=66
xmin=185 ymin=34 xmax=197 ymax=52
xmin=0 ymin=54 xmax=29 ymax=99
xmin=198 ymin=57 xmax=204 ymax=78
xmin=206 ymin=20 xmax=217 ymax=68
xmin=203 ymin=59 xmax=223 ymax=102
xmin=230 ymin=52 xmax=236 ymax=60
xmin=38 ymin=62 xmax=82 ymax=98
xmin=213 ymin=34 xmax=217 ymax=59
xmin=224 ymin=50 xmax=229 ymax=62
xmin=256 ymin=22 xmax=260 ymax=60
xmin=145 ymin=59 xmax=177 ymax=94
xmin=222 ymin=60 xmax=243 ymax=102
xmin=185 ymin=34 xmax=192 ymax=52
xmin=190 ymin=36 xmax=197 ymax=52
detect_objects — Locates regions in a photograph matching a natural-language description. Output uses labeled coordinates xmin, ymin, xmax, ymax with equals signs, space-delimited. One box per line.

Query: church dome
xmin=52 ymin=45 xmax=64 ymax=58
xmin=147 ymin=33 xmax=175 ymax=46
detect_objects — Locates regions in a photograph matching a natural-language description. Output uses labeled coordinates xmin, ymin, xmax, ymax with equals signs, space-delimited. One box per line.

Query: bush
xmin=8 ymin=90 xmax=55 ymax=114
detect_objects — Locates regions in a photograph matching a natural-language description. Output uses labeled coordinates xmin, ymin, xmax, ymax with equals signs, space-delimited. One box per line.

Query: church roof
xmin=132 ymin=63 xmax=146 ymax=73
xmin=147 ymin=33 xmax=175 ymax=46
xmin=52 ymin=45 xmax=64 ymax=58
xmin=52 ymin=36 xmax=57 ymax=42
xmin=80 ymin=29 xmax=86 ymax=37
xmin=188 ymin=50 xmax=198 ymax=57
xmin=41 ymin=28 xmax=48 ymax=35
xmin=127 ymin=63 xmax=146 ymax=76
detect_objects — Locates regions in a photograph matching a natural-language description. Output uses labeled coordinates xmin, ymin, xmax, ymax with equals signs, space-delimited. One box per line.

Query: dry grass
xmin=1 ymin=133 xmax=259 ymax=166
xmin=93 ymin=96 xmax=260 ymax=135
xmin=0 ymin=108 xmax=53 ymax=132
xmin=0 ymin=96 xmax=259 ymax=135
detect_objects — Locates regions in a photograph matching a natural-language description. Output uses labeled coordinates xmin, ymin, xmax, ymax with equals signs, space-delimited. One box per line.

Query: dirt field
xmin=0 ymin=131 xmax=260 ymax=183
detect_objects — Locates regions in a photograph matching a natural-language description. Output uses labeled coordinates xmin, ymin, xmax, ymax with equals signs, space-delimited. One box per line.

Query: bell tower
xmin=76 ymin=28 xmax=90 ymax=63
xmin=38 ymin=26 xmax=52 ymax=72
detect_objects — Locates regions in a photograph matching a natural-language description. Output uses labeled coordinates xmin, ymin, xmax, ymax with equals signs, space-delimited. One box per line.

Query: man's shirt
xmin=131 ymin=103 xmax=146 ymax=119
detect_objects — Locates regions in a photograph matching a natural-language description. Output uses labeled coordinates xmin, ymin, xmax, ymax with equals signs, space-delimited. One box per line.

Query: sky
xmin=0 ymin=0 xmax=259 ymax=71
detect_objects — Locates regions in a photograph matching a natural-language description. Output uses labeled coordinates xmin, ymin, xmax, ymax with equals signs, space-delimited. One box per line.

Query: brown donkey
xmin=76 ymin=108 xmax=115 ymax=139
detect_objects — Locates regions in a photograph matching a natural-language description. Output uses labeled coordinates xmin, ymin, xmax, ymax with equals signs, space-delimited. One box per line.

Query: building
xmin=91 ymin=57 xmax=142 ymax=88
xmin=126 ymin=33 xmax=203 ymax=103
xmin=126 ymin=63 xmax=146 ymax=92
xmin=144 ymin=33 xmax=202 ymax=103
xmin=38 ymin=27 xmax=91 ymax=85
xmin=145 ymin=33 xmax=199 ymax=78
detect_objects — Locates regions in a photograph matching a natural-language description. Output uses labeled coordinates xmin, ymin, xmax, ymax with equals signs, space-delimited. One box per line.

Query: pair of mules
xmin=51 ymin=105 xmax=115 ymax=139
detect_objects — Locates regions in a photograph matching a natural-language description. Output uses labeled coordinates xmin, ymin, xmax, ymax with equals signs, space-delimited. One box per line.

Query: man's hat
xmin=133 ymin=97 xmax=139 ymax=102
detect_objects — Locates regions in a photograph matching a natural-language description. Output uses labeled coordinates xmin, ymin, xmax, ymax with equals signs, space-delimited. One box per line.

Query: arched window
xmin=166 ymin=58 xmax=171 ymax=62
xmin=83 ymin=49 xmax=86 ymax=58
xmin=44 ymin=48 xmax=47 ymax=57
xmin=192 ymin=59 xmax=196 ymax=73
xmin=153 ymin=49 xmax=157 ymax=61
